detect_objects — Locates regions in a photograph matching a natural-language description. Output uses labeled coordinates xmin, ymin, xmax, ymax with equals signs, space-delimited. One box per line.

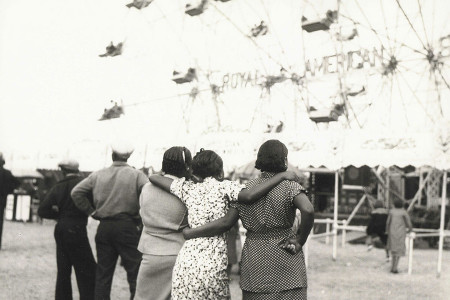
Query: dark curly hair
xmin=191 ymin=149 xmax=223 ymax=179
xmin=255 ymin=139 xmax=288 ymax=173
xmin=162 ymin=146 xmax=192 ymax=178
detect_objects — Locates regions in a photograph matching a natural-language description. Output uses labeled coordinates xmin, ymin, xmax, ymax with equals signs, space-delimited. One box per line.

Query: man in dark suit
xmin=38 ymin=159 xmax=96 ymax=300
xmin=0 ymin=152 xmax=20 ymax=250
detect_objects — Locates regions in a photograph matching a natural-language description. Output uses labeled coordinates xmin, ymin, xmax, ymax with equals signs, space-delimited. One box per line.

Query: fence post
xmin=332 ymin=170 xmax=339 ymax=261
xmin=325 ymin=219 xmax=330 ymax=245
xmin=437 ymin=170 xmax=447 ymax=277
xmin=408 ymin=233 xmax=415 ymax=275
xmin=341 ymin=219 xmax=347 ymax=248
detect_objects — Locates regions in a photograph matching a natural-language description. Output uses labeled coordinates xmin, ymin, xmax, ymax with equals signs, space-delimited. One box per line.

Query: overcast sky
xmin=1 ymin=0 xmax=449 ymax=171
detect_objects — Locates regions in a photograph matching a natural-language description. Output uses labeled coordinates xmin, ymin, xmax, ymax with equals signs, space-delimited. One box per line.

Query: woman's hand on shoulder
xmin=281 ymin=171 xmax=300 ymax=183
xmin=182 ymin=226 xmax=193 ymax=240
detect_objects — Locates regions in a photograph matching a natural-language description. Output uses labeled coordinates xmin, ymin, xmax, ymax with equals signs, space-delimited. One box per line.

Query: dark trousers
xmin=95 ymin=219 xmax=142 ymax=300
xmin=54 ymin=222 xmax=96 ymax=300
xmin=0 ymin=204 xmax=4 ymax=250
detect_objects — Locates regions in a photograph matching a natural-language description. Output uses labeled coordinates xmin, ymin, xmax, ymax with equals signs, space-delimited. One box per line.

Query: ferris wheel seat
xmin=99 ymin=42 xmax=123 ymax=57
xmin=301 ymin=19 xmax=332 ymax=33
xmin=308 ymin=108 xmax=340 ymax=123
xmin=172 ymin=68 xmax=197 ymax=84
xmin=214 ymin=0 xmax=231 ymax=2
xmin=99 ymin=104 xmax=124 ymax=121
xmin=267 ymin=75 xmax=287 ymax=84
xmin=126 ymin=0 xmax=152 ymax=9
xmin=346 ymin=85 xmax=366 ymax=97
xmin=185 ymin=1 xmax=207 ymax=16
xmin=250 ymin=21 xmax=269 ymax=37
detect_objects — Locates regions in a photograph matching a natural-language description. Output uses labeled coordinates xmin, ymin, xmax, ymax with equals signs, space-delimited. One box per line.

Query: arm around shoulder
xmin=183 ymin=208 xmax=240 ymax=239
xmin=148 ymin=175 xmax=174 ymax=193
xmin=238 ymin=171 xmax=296 ymax=204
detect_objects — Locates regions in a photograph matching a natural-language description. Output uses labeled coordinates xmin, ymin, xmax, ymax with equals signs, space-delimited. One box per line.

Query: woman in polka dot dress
xmin=185 ymin=140 xmax=315 ymax=300
xmin=149 ymin=149 xmax=301 ymax=300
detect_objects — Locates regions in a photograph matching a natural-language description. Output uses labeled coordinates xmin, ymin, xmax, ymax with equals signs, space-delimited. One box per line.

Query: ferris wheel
xmin=300 ymin=0 xmax=450 ymax=132
xmin=95 ymin=0 xmax=450 ymax=136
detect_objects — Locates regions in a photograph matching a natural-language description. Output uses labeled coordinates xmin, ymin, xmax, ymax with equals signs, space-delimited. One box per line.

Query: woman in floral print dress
xmin=149 ymin=149 xmax=300 ymax=300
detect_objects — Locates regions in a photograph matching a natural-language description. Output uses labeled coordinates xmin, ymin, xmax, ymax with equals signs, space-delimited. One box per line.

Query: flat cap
xmin=58 ymin=159 xmax=79 ymax=172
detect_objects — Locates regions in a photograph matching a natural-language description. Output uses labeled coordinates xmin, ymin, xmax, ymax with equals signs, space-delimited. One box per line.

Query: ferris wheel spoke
xmin=153 ymin=2 xmax=196 ymax=60
xmin=394 ymin=72 xmax=410 ymax=126
xmin=431 ymin=69 xmax=444 ymax=116
xmin=303 ymin=0 xmax=322 ymax=19
xmin=294 ymin=86 xmax=311 ymax=112
xmin=397 ymin=63 xmax=428 ymax=77
xmin=360 ymin=78 xmax=387 ymax=127
xmin=417 ymin=0 xmax=431 ymax=48
xmin=398 ymin=57 xmax=428 ymax=63
xmin=395 ymin=0 xmax=428 ymax=52
xmin=436 ymin=66 xmax=450 ymax=92
xmin=242 ymin=0 xmax=291 ymax=68
xmin=379 ymin=0 xmax=395 ymax=56
xmin=352 ymin=0 xmax=391 ymax=56
xmin=340 ymin=13 xmax=426 ymax=57
xmin=391 ymin=5 xmax=402 ymax=57
xmin=437 ymin=11 xmax=450 ymax=43
xmin=258 ymin=0 xmax=291 ymax=67
xmin=303 ymin=85 xmax=328 ymax=108
xmin=209 ymin=1 xmax=288 ymax=72
xmin=343 ymin=94 xmax=362 ymax=129
xmin=397 ymin=71 xmax=436 ymax=124
xmin=388 ymin=76 xmax=394 ymax=127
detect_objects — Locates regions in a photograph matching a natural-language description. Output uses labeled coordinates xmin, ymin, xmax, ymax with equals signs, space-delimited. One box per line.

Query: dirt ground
xmin=1 ymin=220 xmax=449 ymax=300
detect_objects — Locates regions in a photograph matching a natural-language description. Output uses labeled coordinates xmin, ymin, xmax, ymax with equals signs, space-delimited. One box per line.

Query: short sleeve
xmin=170 ymin=177 xmax=194 ymax=203
xmin=286 ymin=181 xmax=308 ymax=200
xmin=223 ymin=180 xmax=245 ymax=203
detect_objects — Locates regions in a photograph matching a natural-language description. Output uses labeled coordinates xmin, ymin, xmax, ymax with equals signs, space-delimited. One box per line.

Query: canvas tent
xmin=284 ymin=127 xmax=449 ymax=275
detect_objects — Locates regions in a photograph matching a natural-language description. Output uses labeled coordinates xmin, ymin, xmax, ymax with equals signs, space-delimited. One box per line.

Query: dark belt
xmin=99 ymin=213 xmax=140 ymax=222
xmin=246 ymin=228 xmax=293 ymax=240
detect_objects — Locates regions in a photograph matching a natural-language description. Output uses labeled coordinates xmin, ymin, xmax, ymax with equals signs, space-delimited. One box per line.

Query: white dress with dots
xmin=169 ymin=177 xmax=244 ymax=300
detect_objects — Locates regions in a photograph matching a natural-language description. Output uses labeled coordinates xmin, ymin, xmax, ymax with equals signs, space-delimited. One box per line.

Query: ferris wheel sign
xmin=303 ymin=46 xmax=384 ymax=77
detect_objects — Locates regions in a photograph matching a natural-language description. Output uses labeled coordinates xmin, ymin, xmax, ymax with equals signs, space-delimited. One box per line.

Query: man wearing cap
xmin=0 ymin=152 xmax=20 ymax=250
xmin=71 ymin=143 xmax=149 ymax=300
xmin=38 ymin=159 xmax=96 ymax=300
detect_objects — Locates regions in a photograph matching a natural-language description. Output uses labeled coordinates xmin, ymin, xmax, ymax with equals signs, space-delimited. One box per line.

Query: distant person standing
xmin=366 ymin=200 xmax=389 ymax=261
xmin=386 ymin=198 xmax=413 ymax=274
xmin=0 ymin=152 xmax=20 ymax=250
xmin=38 ymin=159 xmax=96 ymax=300
xmin=71 ymin=142 xmax=149 ymax=300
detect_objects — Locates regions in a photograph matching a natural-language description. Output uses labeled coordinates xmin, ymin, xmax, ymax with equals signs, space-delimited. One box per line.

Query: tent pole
xmin=346 ymin=194 xmax=366 ymax=225
xmin=407 ymin=171 xmax=433 ymax=211
xmin=437 ymin=170 xmax=447 ymax=277
xmin=408 ymin=234 xmax=414 ymax=275
xmin=332 ymin=169 xmax=339 ymax=261
xmin=371 ymin=168 xmax=405 ymax=203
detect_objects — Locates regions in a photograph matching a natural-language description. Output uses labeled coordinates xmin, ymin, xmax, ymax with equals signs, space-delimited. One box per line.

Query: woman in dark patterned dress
xmin=185 ymin=140 xmax=315 ymax=299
